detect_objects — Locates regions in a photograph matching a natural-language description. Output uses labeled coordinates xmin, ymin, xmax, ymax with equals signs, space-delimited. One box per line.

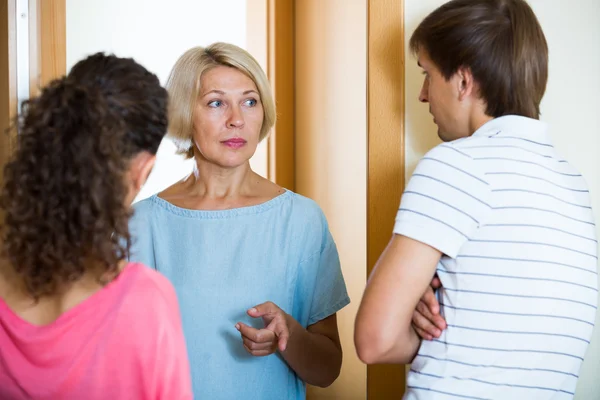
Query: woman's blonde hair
xmin=166 ymin=42 xmax=276 ymax=158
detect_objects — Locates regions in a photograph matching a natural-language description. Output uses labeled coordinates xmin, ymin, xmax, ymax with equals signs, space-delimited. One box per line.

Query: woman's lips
xmin=221 ymin=138 xmax=247 ymax=149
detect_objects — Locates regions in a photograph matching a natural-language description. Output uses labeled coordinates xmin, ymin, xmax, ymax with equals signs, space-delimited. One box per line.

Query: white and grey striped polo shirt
xmin=395 ymin=115 xmax=597 ymax=400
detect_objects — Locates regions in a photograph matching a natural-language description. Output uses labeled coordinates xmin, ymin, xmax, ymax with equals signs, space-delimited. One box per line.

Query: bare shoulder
xmin=155 ymin=175 xmax=205 ymax=210
xmin=252 ymin=172 xmax=286 ymax=200
xmin=157 ymin=178 xmax=189 ymax=202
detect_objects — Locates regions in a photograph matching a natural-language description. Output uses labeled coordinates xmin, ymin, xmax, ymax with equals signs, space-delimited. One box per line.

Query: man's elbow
xmin=355 ymin=341 xmax=383 ymax=365
xmin=354 ymin=325 xmax=414 ymax=365
xmin=354 ymin=323 xmax=387 ymax=364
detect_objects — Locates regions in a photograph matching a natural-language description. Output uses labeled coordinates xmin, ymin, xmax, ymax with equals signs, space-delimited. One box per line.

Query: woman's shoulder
xmin=287 ymin=191 xmax=327 ymax=224
xmin=120 ymin=263 xmax=178 ymax=309
xmin=283 ymin=192 xmax=334 ymax=255
xmin=129 ymin=197 xmax=161 ymax=235
xmin=131 ymin=179 xmax=191 ymax=216
xmin=131 ymin=195 xmax=157 ymax=216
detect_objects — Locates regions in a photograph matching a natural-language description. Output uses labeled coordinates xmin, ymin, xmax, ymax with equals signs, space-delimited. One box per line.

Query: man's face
xmin=417 ymin=48 xmax=470 ymax=142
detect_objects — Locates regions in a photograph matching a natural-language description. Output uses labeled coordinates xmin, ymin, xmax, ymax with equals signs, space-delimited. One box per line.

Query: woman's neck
xmin=188 ymin=158 xmax=255 ymax=199
xmin=161 ymin=156 xmax=284 ymax=211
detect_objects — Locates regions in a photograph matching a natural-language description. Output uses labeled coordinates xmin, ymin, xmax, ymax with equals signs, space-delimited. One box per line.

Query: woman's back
xmin=0 ymin=263 xmax=191 ymax=399
xmin=0 ymin=52 xmax=192 ymax=398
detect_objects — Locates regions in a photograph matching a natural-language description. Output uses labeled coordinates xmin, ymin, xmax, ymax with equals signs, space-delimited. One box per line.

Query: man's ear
xmin=456 ymin=66 xmax=476 ymax=101
xmin=130 ymin=151 xmax=156 ymax=191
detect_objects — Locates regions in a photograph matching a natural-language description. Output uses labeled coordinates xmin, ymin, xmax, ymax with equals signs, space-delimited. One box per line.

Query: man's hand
xmin=412 ymin=275 xmax=447 ymax=340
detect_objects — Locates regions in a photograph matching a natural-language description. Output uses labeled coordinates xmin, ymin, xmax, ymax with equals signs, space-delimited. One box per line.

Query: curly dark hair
xmin=0 ymin=52 xmax=168 ymax=298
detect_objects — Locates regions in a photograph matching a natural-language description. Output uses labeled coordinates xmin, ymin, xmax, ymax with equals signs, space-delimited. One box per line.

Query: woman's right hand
xmin=412 ymin=275 xmax=447 ymax=340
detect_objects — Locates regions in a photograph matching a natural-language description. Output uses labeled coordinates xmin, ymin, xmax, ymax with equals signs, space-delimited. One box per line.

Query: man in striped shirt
xmin=355 ymin=0 xmax=597 ymax=399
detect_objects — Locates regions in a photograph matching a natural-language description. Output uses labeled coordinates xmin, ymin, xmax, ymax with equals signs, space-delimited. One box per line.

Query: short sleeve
xmin=301 ymin=218 xmax=350 ymax=327
xmin=128 ymin=200 xmax=157 ymax=269
xmin=394 ymin=144 xmax=492 ymax=258
xmin=307 ymin=235 xmax=350 ymax=326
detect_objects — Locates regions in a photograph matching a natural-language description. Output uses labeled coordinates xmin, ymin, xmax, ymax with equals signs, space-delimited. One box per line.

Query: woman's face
xmin=191 ymin=66 xmax=264 ymax=168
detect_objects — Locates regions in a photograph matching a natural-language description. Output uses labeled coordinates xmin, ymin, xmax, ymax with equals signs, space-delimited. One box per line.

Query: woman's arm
xmin=282 ymin=313 xmax=342 ymax=388
xmin=236 ymin=303 xmax=342 ymax=388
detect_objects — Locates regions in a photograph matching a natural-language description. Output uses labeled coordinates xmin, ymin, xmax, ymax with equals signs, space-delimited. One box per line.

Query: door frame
xmin=0 ymin=0 xmax=18 ymax=189
xmin=367 ymin=0 xmax=407 ymax=397
xmin=0 ymin=0 xmax=65 ymax=188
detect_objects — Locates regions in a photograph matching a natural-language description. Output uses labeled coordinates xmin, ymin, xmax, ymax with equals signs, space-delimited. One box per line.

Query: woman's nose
xmin=227 ymin=106 xmax=244 ymax=128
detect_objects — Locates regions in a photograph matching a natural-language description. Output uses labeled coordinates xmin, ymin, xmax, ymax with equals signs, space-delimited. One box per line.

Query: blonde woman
xmin=129 ymin=42 xmax=349 ymax=399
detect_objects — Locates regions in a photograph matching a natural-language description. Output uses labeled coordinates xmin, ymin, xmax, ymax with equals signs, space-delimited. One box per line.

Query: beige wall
xmin=295 ymin=0 xmax=368 ymax=398
xmin=404 ymin=1 xmax=600 ymax=398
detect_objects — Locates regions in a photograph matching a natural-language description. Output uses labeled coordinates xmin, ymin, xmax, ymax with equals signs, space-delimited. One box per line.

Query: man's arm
xmin=355 ymin=234 xmax=442 ymax=364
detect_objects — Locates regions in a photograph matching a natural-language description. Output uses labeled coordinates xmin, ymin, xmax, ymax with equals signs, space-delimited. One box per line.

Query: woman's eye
xmin=208 ymin=100 xmax=222 ymax=108
xmin=244 ymin=98 xmax=257 ymax=107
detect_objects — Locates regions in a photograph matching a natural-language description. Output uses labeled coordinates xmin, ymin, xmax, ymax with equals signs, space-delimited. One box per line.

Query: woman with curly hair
xmin=0 ymin=53 xmax=192 ymax=399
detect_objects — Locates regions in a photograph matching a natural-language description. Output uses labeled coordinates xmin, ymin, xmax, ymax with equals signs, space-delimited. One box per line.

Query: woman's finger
xmin=242 ymin=336 xmax=275 ymax=352
xmin=243 ymin=343 xmax=274 ymax=357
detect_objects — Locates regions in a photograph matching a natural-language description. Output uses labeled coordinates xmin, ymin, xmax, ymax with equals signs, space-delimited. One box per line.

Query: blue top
xmin=129 ymin=190 xmax=350 ymax=400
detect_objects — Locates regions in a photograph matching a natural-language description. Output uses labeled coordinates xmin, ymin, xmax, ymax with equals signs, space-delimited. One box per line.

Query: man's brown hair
xmin=410 ymin=0 xmax=548 ymax=119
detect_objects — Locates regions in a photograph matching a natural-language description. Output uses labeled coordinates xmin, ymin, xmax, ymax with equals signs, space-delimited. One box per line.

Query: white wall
xmin=66 ymin=0 xmax=268 ymax=201
xmin=404 ymin=1 xmax=600 ymax=398
xmin=296 ymin=1 xmax=368 ymax=398
xmin=535 ymin=2 xmax=600 ymax=397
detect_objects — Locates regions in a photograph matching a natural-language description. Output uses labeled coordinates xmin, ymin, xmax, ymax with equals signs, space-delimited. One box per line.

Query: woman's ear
xmin=130 ymin=152 xmax=156 ymax=192
xmin=125 ymin=152 xmax=156 ymax=205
